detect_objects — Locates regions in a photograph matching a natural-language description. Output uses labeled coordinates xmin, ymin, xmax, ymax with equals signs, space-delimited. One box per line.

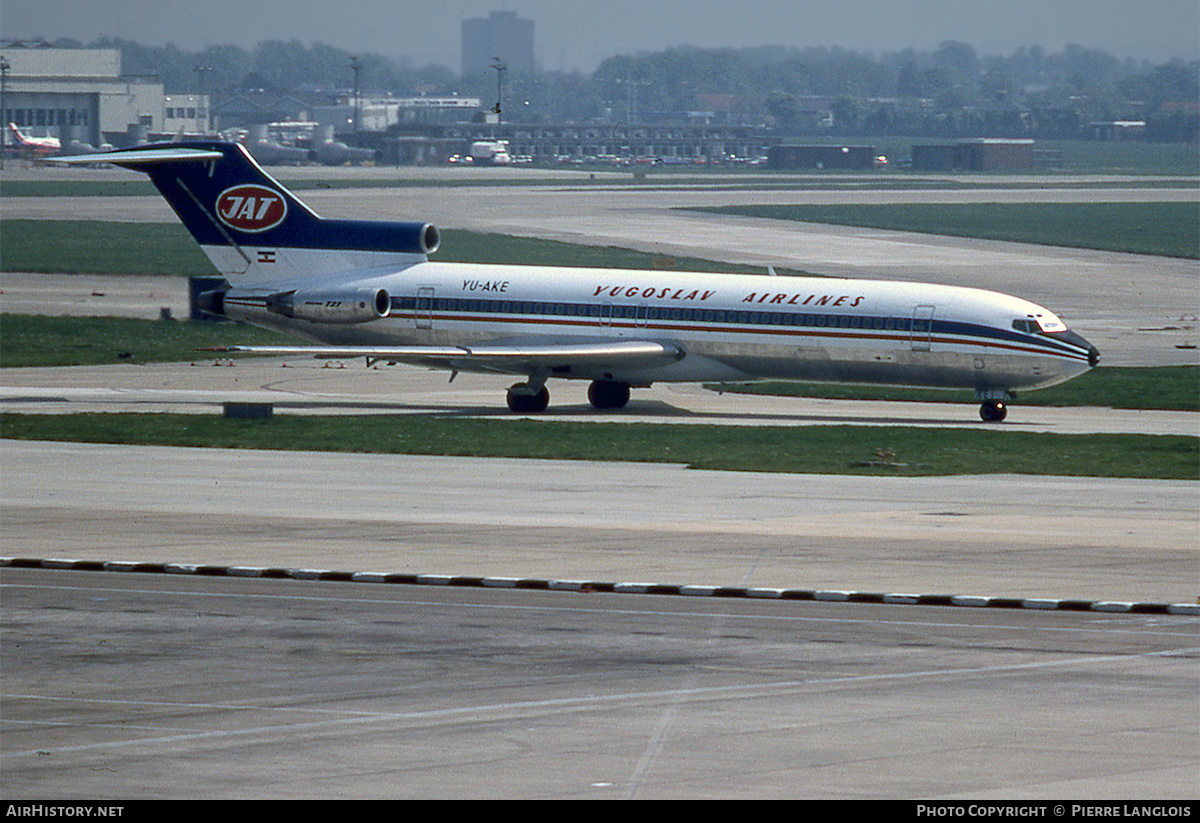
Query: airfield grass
xmin=716 ymin=366 xmax=1200 ymax=413
xmin=692 ymin=202 xmax=1200 ymax=259
xmin=1 ymin=413 xmax=1195 ymax=480
xmin=2 ymin=221 xmax=218 ymax=277
xmin=0 ymin=314 xmax=294 ymax=368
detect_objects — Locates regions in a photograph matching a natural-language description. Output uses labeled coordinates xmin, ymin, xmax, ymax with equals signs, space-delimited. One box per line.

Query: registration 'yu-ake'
xmin=63 ymin=142 xmax=1100 ymax=421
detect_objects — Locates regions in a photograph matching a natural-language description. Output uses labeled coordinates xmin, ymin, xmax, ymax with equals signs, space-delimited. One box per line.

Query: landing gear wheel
xmin=587 ymin=380 xmax=631 ymax=410
xmin=506 ymin=384 xmax=550 ymax=414
xmin=979 ymin=400 xmax=1007 ymax=422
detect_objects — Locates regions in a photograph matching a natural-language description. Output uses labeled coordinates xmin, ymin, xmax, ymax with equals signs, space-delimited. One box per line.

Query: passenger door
xmin=911 ymin=305 xmax=934 ymax=351
xmin=416 ymin=287 xmax=435 ymax=329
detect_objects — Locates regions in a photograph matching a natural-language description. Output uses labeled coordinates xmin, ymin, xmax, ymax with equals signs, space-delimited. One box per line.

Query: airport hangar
xmin=0 ymin=44 xmax=211 ymax=148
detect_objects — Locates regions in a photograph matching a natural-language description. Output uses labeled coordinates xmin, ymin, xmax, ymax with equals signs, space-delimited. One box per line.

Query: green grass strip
xmin=1 ymin=221 xmax=217 ymax=276
xmin=1 ymin=179 xmax=162 ymax=198
xmin=1 ymin=413 xmax=1195 ymax=480
xmin=692 ymin=202 xmax=1200 ymax=259
xmin=0 ymin=315 xmax=294 ymax=368
xmin=717 ymin=365 xmax=1199 ymax=412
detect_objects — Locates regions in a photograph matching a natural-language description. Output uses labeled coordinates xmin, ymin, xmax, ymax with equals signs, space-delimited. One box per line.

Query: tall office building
xmin=461 ymin=11 xmax=535 ymax=76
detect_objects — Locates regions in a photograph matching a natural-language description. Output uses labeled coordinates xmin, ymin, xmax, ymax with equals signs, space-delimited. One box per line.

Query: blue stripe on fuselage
xmin=382 ymin=296 xmax=1093 ymax=362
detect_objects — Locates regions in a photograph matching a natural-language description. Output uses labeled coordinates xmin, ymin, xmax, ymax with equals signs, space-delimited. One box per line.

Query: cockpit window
xmin=1036 ymin=314 xmax=1066 ymax=333
xmin=1013 ymin=314 xmax=1067 ymax=334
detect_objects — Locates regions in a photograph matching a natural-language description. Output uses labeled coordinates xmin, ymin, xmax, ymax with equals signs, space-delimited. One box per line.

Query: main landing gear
xmin=505 ymin=379 xmax=632 ymax=413
xmin=587 ymin=380 xmax=631 ymax=410
xmin=979 ymin=400 xmax=1008 ymax=422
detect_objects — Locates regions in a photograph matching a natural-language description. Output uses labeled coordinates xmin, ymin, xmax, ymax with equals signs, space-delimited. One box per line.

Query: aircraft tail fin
xmin=65 ymin=141 xmax=438 ymax=287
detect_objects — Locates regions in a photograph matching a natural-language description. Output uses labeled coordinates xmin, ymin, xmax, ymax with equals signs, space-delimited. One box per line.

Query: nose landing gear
xmin=979 ymin=400 xmax=1008 ymax=422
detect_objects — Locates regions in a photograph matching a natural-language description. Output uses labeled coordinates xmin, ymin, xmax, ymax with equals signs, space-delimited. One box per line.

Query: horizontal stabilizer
xmin=54 ymin=147 xmax=224 ymax=165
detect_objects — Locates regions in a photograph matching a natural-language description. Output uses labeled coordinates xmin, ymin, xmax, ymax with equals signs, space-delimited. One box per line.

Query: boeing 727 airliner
xmin=60 ymin=142 xmax=1099 ymax=421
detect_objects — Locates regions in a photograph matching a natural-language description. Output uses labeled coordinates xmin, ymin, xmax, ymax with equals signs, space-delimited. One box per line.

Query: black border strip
xmin=3 ymin=557 xmax=1195 ymax=616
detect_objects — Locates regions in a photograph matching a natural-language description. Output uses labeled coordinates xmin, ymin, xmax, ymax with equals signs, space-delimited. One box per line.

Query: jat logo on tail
xmin=215 ymin=184 xmax=288 ymax=233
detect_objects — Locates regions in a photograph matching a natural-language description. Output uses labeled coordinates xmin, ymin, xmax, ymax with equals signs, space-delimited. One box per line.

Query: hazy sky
xmin=2 ymin=0 xmax=1197 ymax=71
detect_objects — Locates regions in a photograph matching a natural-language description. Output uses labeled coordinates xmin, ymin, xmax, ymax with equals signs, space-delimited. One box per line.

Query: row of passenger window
xmin=394 ymin=295 xmax=921 ymax=332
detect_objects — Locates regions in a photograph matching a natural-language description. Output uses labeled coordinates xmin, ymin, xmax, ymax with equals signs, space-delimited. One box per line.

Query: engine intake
xmin=419 ymin=223 xmax=440 ymax=254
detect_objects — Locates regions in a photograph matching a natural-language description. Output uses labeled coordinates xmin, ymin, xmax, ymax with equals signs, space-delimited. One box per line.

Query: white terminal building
xmin=1 ymin=45 xmax=205 ymax=147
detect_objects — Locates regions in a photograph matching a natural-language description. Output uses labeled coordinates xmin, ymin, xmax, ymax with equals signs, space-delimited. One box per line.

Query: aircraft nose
xmin=1074 ymin=332 xmax=1100 ymax=367
xmin=1055 ymin=328 xmax=1099 ymax=369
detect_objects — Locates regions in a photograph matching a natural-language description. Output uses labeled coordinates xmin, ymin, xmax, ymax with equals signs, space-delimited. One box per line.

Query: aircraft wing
xmin=208 ymin=339 xmax=683 ymax=373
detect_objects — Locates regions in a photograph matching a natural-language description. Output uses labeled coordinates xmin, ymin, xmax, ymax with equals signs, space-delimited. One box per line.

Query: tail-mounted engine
xmin=213 ymin=286 xmax=393 ymax=325
xmin=264 ymin=287 xmax=392 ymax=324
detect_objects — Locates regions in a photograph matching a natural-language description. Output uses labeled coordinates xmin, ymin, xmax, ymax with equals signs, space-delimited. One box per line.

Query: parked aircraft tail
xmin=62 ymin=141 xmax=438 ymax=286
xmin=9 ymin=123 xmax=62 ymax=154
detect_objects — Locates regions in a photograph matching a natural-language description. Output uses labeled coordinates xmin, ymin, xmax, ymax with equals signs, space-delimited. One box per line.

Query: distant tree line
xmin=47 ymin=36 xmax=1200 ymax=141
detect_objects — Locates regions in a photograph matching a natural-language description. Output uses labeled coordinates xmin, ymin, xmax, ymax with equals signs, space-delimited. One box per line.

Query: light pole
xmin=490 ymin=59 xmax=506 ymax=121
xmin=193 ymin=64 xmax=212 ymax=135
xmin=350 ymin=56 xmax=361 ymax=136
xmin=1 ymin=56 xmax=9 ymax=170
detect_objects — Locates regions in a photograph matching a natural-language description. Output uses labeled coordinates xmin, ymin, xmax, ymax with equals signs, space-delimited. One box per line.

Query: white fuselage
xmin=224 ymin=261 xmax=1096 ymax=395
